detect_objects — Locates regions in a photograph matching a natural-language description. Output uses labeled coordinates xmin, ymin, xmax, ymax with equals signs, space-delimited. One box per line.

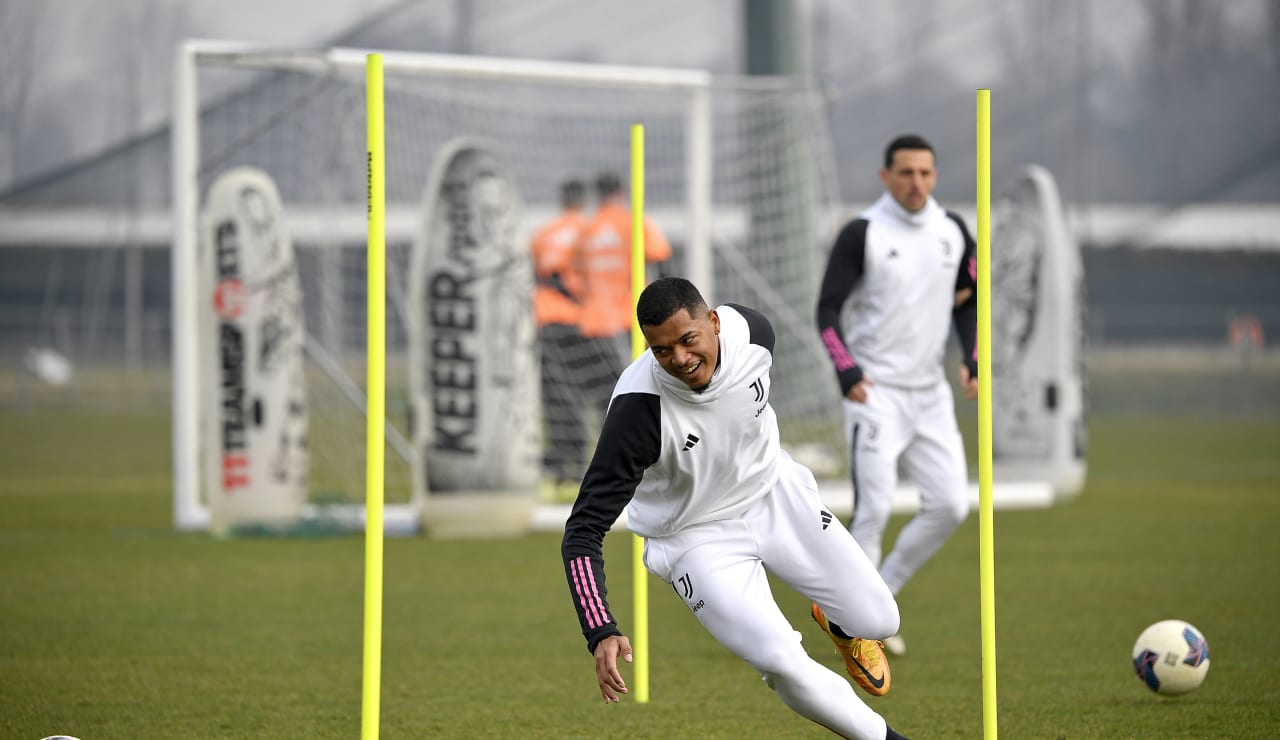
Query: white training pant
xmin=843 ymin=379 xmax=969 ymax=596
xmin=643 ymin=456 xmax=899 ymax=740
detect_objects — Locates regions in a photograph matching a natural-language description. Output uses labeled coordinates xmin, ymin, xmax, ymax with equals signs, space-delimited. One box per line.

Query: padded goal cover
xmin=199 ymin=167 xmax=309 ymax=533
xmin=410 ymin=139 xmax=540 ymax=495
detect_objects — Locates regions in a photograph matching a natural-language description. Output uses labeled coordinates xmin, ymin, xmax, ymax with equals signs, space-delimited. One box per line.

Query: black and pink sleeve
xmin=561 ymin=391 xmax=661 ymax=653
xmin=816 ymin=218 xmax=868 ymax=395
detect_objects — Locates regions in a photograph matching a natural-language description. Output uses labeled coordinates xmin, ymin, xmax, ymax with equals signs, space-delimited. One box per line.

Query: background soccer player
xmin=816 ymin=134 xmax=979 ymax=658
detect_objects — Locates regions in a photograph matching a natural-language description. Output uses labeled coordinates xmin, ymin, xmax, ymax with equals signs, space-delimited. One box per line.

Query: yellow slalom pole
xmin=629 ymin=123 xmax=650 ymax=704
xmin=976 ymin=88 xmax=998 ymax=740
xmin=362 ymin=53 xmax=387 ymax=740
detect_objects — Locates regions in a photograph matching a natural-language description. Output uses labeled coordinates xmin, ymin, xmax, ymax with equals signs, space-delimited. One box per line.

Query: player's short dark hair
xmin=596 ymin=171 xmax=622 ymax=199
xmin=884 ymin=134 xmax=935 ymax=169
xmin=560 ymin=179 xmax=586 ymax=208
xmin=637 ymin=277 xmax=708 ymax=327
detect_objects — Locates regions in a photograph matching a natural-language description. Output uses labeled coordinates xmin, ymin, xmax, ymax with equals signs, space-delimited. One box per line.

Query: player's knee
xmin=833 ymin=579 xmax=900 ymax=639
xmin=940 ymin=496 xmax=970 ymax=528
xmin=746 ymin=641 xmax=807 ymax=677
xmin=865 ymin=586 xmax=901 ymax=638
xmin=923 ymin=494 xmax=968 ymax=531
xmin=852 ymin=498 xmax=893 ymax=533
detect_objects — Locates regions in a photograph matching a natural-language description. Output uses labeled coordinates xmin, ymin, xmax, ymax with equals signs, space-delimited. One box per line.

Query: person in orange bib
xmin=531 ymin=179 xmax=591 ymax=488
xmin=575 ymin=171 xmax=672 ymax=418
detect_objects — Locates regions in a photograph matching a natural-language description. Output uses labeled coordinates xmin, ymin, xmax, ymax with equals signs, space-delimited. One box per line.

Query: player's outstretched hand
xmin=846 ymin=375 xmax=873 ymax=404
xmin=960 ymin=364 xmax=978 ymax=400
xmin=594 ymin=634 xmax=633 ymax=703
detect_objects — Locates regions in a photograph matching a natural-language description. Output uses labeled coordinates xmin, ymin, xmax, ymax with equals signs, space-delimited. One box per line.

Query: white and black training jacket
xmin=816 ymin=192 xmax=979 ymax=395
xmin=562 ymin=303 xmax=778 ymax=653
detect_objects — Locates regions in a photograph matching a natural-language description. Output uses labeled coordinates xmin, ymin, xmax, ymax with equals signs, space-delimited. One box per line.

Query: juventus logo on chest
xmin=748 ymin=376 xmax=767 ymax=417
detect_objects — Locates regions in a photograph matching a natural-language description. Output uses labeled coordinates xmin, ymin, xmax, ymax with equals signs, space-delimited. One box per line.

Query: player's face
xmin=643 ymin=308 xmax=721 ymax=391
xmin=880 ymin=148 xmax=937 ymax=213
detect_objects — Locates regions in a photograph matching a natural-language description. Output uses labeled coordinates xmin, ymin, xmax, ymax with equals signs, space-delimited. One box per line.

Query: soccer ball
xmin=1131 ymin=619 xmax=1210 ymax=696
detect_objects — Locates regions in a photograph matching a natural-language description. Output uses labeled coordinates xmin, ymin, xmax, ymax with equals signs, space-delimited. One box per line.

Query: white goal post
xmin=170 ymin=39 xmax=718 ymax=532
xmin=170 ymin=39 xmax=1077 ymax=536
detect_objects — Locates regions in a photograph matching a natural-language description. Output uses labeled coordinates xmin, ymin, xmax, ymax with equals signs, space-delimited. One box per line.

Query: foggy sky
xmin=1 ymin=0 xmax=1276 ymax=204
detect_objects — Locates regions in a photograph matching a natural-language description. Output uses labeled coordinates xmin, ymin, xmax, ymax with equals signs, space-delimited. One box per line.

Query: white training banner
xmin=409 ymin=139 xmax=540 ymax=495
xmin=200 ymin=167 xmax=309 ymax=533
xmin=991 ymin=164 xmax=1087 ymax=499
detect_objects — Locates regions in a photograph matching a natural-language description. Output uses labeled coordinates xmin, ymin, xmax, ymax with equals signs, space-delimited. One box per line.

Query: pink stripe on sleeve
xmin=582 ymin=558 xmax=610 ymax=626
xmin=573 ymin=555 xmax=601 ymax=624
xmin=821 ymin=326 xmax=856 ymax=372
xmin=571 ymin=557 xmax=607 ymax=629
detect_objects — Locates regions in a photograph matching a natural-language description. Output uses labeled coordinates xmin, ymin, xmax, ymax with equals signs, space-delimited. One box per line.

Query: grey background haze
xmin=1 ymin=0 xmax=1277 ymax=205
xmin=0 ymin=0 xmax=1276 ymax=422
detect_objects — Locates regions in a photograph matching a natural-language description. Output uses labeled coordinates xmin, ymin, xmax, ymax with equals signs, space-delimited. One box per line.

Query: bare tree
xmin=0 ymin=1 xmax=52 ymax=188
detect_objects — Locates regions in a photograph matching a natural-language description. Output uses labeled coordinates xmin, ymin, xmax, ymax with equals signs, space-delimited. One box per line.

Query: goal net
xmin=172 ymin=41 xmax=847 ymax=532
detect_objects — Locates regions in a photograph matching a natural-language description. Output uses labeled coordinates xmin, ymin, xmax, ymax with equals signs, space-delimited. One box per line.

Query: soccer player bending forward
xmin=562 ymin=277 xmax=910 ymax=740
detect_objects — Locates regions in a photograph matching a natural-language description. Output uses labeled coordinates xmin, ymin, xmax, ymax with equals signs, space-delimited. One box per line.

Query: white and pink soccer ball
xmin=1132 ymin=619 xmax=1210 ymax=696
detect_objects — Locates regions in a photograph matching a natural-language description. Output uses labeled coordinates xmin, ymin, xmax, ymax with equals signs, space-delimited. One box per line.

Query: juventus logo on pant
xmin=820 ymin=509 xmax=833 ymax=530
xmin=675 ymin=573 xmax=693 ymax=599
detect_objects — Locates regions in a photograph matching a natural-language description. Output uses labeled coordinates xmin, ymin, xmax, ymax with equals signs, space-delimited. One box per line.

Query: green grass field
xmin=2 ymin=409 xmax=1279 ymax=738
